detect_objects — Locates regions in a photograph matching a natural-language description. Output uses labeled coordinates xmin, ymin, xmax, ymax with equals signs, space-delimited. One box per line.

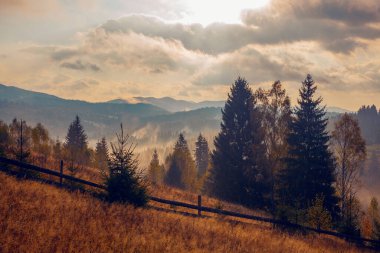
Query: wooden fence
xmin=0 ymin=156 xmax=379 ymax=248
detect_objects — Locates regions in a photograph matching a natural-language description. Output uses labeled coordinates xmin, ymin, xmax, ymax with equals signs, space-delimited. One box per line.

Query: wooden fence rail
xmin=0 ymin=156 xmax=106 ymax=190
xmin=1 ymin=156 xmax=379 ymax=248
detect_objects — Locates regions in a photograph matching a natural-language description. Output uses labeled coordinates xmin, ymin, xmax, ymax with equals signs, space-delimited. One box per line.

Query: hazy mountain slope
xmin=108 ymin=96 xmax=349 ymax=114
xmin=0 ymin=84 xmax=222 ymax=145
xmin=0 ymin=84 xmax=169 ymax=141
xmin=125 ymin=96 xmax=224 ymax=112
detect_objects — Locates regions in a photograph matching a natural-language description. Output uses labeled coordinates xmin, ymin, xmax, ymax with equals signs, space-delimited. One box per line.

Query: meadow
xmin=0 ymin=172 xmax=372 ymax=253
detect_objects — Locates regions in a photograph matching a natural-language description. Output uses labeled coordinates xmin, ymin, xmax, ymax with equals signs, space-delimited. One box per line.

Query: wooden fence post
xmin=198 ymin=195 xmax=202 ymax=217
xmin=60 ymin=160 xmax=63 ymax=187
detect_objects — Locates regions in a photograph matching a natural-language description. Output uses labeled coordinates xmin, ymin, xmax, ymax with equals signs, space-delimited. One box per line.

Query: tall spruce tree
xmin=209 ymin=77 xmax=266 ymax=206
xmin=279 ymin=74 xmax=338 ymax=222
xmin=64 ymin=115 xmax=89 ymax=171
xmin=195 ymin=134 xmax=210 ymax=177
xmin=165 ymin=133 xmax=197 ymax=191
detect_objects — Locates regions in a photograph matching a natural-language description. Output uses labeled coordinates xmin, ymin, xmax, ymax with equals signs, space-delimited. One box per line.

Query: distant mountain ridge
xmin=107 ymin=96 xmax=225 ymax=112
xmin=0 ymin=83 xmax=351 ymax=148
xmin=0 ymin=84 xmax=222 ymax=146
xmin=107 ymin=96 xmax=350 ymax=114
xmin=0 ymin=84 xmax=169 ymax=141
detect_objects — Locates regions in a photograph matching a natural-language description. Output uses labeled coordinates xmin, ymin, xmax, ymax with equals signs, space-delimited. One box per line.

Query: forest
xmin=0 ymin=74 xmax=380 ymax=247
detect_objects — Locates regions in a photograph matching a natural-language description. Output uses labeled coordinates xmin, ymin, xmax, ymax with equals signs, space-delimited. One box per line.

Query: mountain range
xmin=0 ymin=83 xmax=349 ymax=147
xmin=0 ymin=84 xmax=222 ymax=146
xmin=107 ymin=97 xmax=225 ymax=112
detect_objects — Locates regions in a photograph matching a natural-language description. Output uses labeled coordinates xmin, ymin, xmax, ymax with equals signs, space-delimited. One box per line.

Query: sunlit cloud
xmin=0 ymin=0 xmax=380 ymax=110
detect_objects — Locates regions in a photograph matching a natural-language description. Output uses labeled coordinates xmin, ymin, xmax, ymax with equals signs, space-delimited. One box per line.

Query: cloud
xmin=100 ymin=15 xmax=257 ymax=55
xmin=3 ymin=1 xmax=380 ymax=110
xmin=51 ymin=49 xmax=79 ymax=61
xmin=241 ymin=0 xmax=380 ymax=54
xmin=60 ymin=60 xmax=101 ymax=72
xmin=277 ymin=0 xmax=380 ymax=26
xmin=193 ymin=46 xmax=305 ymax=86
xmin=97 ymin=12 xmax=380 ymax=56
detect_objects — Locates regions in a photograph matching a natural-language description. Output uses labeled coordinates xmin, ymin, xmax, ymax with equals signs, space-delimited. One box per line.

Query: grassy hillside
xmin=0 ymin=172 xmax=370 ymax=253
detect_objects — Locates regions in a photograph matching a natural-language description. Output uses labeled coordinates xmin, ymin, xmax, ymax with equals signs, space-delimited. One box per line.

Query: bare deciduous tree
xmin=332 ymin=113 xmax=366 ymax=231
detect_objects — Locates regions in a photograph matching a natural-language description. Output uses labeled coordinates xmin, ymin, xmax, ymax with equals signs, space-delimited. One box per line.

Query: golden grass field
xmin=0 ymin=172 xmax=373 ymax=253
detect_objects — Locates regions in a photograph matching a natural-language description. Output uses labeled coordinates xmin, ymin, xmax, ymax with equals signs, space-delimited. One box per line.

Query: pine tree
xmin=195 ymin=134 xmax=210 ymax=177
xmin=148 ymin=149 xmax=165 ymax=184
xmin=165 ymin=133 xmax=197 ymax=191
xmin=95 ymin=137 xmax=109 ymax=178
xmin=278 ymin=74 xmax=338 ymax=222
xmin=64 ymin=115 xmax=89 ymax=172
xmin=106 ymin=124 xmax=148 ymax=206
xmin=209 ymin=77 xmax=266 ymax=207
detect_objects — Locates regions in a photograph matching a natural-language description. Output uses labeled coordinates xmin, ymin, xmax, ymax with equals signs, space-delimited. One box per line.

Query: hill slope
xmin=0 ymin=172 xmax=369 ymax=253
xmin=0 ymin=84 xmax=222 ymax=146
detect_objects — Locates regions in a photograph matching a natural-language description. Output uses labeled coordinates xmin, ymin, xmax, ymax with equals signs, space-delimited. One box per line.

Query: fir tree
xmin=279 ymin=74 xmax=338 ymax=222
xmin=148 ymin=149 xmax=165 ymax=185
xmin=209 ymin=77 xmax=266 ymax=207
xmin=165 ymin=133 xmax=197 ymax=191
xmin=64 ymin=115 xmax=89 ymax=172
xmin=195 ymin=134 xmax=210 ymax=177
xmin=95 ymin=137 xmax=109 ymax=178
xmin=106 ymin=124 xmax=148 ymax=206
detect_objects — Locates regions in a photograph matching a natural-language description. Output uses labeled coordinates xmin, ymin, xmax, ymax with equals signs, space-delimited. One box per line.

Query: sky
xmin=1 ymin=0 xmax=380 ymax=110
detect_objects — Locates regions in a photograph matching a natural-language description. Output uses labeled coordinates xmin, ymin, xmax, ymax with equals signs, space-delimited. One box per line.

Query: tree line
xmin=357 ymin=105 xmax=380 ymax=145
xmin=0 ymin=74 xmax=380 ymax=244
xmin=147 ymin=75 xmax=380 ymax=243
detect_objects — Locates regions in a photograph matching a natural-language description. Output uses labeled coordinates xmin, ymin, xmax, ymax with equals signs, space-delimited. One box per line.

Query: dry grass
xmin=0 ymin=172 xmax=372 ymax=253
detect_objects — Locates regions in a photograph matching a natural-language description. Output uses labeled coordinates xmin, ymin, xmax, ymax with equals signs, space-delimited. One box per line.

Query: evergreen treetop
xmin=280 ymin=74 xmax=338 ymax=220
xmin=65 ymin=115 xmax=88 ymax=151
xmin=209 ymin=77 xmax=265 ymax=206
xmin=165 ymin=133 xmax=196 ymax=191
